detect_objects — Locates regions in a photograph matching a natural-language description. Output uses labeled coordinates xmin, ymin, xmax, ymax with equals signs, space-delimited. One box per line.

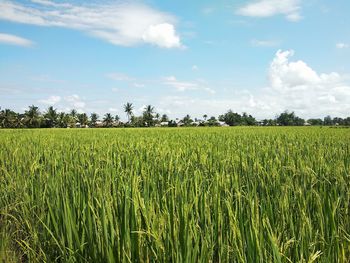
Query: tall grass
xmin=1 ymin=127 xmax=349 ymax=262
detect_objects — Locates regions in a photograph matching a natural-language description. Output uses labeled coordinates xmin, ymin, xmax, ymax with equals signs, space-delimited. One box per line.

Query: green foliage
xmin=276 ymin=111 xmax=305 ymax=126
xmin=219 ymin=110 xmax=256 ymax=126
xmin=1 ymin=127 xmax=349 ymax=262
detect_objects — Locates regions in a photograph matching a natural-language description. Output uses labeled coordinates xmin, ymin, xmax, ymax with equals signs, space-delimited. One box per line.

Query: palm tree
xmin=143 ymin=105 xmax=155 ymax=126
xmin=103 ymin=113 xmax=114 ymax=127
xmin=115 ymin=115 xmax=120 ymax=126
xmin=90 ymin=113 xmax=98 ymax=127
xmin=78 ymin=113 xmax=89 ymax=127
xmin=57 ymin=112 xmax=69 ymax=128
xmin=70 ymin=109 xmax=77 ymax=120
xmin=0 ymin=109 xmax=16 ymax=128
xmin=44 ymin=106 xmax=58 ymax=128
xmin=124 ymin=102 xmax=134 ymax=123
xmin=24 ymin=105 xmax=41 ymax=128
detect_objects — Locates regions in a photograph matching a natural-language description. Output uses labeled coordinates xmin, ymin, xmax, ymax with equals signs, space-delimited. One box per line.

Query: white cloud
xmin=163 ymin=76 xmax=215 ymax=94
xmin=0 ymin=0 xmax=182 ymax=48
xmin=158 ymin=50 xmax=350 ymax=119
xmin=192 ymin=65 xmax=199 ymax=71
xmin=0 ymin=33 xmax=34 ymax=47
xmin=237 ymin=0 xmax=302 ymax=22
xmin=108 ymin=108 xmax=119 ymax=113
xmin=133 ymin=83 xmax=145 ymax=88
xmin=142 ymin=23 xmax=182 ymax=48
xmin=251 ymin=39 xmax=280 ymax=47
xmin=163 ymin=76 xmax=197 ymax=91
xmin=64 ymin=94 xmax=86 ymax=110
xmin=106 ymin=73 xmax=133 ymax=81
xmin=336 ymin=43 xmax=349 ymax=49
xmin=38 ymin=95 xmax=61 ymax=105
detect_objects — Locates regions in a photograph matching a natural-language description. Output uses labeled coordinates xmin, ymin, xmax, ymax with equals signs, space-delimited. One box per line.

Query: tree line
xmin=1 ymin=103 xmax=349 ymax=128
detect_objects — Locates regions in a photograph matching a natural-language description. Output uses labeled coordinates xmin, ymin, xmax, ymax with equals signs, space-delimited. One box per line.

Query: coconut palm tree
xmin=103 ymin=113 xmax=114 ymax=127
xmin=90 ymin=113 xmax=98 ymax=127
xmin=57 ymin=112 xmax=69 ymax=128
xmin=24 ymin=105 xmax=41 ymax=128
xmin=70 ymin=109 xmax=78 ymax=121
xmin=143 ymin=105 xmax=155 ymax=126
xmin=44 ymin=106 xmax=58 ymax=128
xmin=0 ymin=109 xmax=16 ymax=128
xmin=78 ymin=113 xmax=89 ymax=127
xmin=124 ymin=102 xmax=134 ymax=123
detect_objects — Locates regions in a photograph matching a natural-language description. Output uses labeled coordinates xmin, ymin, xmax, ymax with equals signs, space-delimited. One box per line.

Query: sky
xmin=0 ymin=0 xmax=350 ymax=120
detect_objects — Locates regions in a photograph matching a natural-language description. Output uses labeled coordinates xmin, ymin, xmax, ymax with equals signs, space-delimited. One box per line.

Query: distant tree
xmin=333 ymin=117 xmax=343 ymax=126
xmin=307 ymin=118 xmax=323 ymax=126
xmin=0 ymin=109 xmax=17 ymax=128
xmin=70 ymin=109 xmax=78 ymax=121
xmin=161 ymin=114 xmax=169 ymax=122
xmin=203 ymin=114 xmax=208 ymax=121
xmin=242 ymin=112 xmax=256 ymax=126
xmin=57 ymin=112 xmax=69 ymax=128
xmin=44 ymin=106 xmax=58 ymax=128
xmin=114 ymin=115 xmax=120 ymax=126
xmin=78 ymin=113 xmax=89 ymax=127
xmin=143 ymin=105 xmax=155 ymax=126
xmin=24 ymin=105 xmax=41 ymax=128
xmin=207 ymin=116 xmax=219 ymax=126
xmin=323 ymin=115 xmax=333 ymax=126
xmin=90 ymin=113 xmax=98 ymax=127
xmin=344 ymin=117 xmax=350 ymax=126
xmin=182 ymin=114 xmax=193 ymax=126
xmin=131 ymin=115 xmax=145 ymax=127
xmin=124 ymin=102 xmax=134 ymax=123
xmin=168 ymin=120 xmax=177 ymax=127
xmin=219 ymin=110 xmax=242 ymax=126
xmin=103 ymin=113 xmax=114 ymax=127
xmin=276 ymin=111 xmax=304 ymax=126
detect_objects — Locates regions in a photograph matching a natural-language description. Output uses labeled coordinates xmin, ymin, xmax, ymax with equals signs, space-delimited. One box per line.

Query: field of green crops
xmin=1 ymin=127 xmax=349 ymax=262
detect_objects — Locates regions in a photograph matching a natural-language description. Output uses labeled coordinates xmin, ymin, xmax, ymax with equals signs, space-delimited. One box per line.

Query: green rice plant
xmin=0 ymin=127 xmax=349 ymax=262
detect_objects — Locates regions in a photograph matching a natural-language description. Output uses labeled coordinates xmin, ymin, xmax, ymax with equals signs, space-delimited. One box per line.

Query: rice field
xmin=0 ymin=127 xmax=349 ymax=262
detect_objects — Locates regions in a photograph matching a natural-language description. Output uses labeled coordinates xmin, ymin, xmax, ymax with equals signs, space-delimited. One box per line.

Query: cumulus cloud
xmin=142 ymin=23 xmax=181 ymax=48
xmin=0 ymin=32 xmax=34 ymax=47
xmin=158 ymin=50 xmax=350 ymax=119
xmin=38 ymin=95 xmax=61 ymax=105
xmin=237 ymin=0 xmax=302 ymax=22
xmin=261 ymin=50 xmax=350 ymax=117
xmin=0 ymin=0 xmax=182 ymax=48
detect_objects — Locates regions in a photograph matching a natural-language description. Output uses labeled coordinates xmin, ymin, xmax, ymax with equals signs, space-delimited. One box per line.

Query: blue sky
xmin=0 ymin=0 xmax=349 ymax=120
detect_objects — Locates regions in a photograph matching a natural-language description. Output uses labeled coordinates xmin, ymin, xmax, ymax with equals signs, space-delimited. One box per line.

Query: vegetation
xmin=1 ymin=127 xmax=349 ymax=262
xmin=1 ymin=105 xmax=350 ymax=129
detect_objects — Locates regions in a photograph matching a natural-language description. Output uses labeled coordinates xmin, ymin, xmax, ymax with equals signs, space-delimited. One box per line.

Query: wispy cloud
xmin=251 ymin=39 xmax=280 ymax=47
xmin=38 ymin=95 xmax=61 ymax=105
xmin=106 ymin=72 xmax=133 ymax=82
xmin=237 ymin=0 xmax=302 ymax=22
xmin=0 ymin=0 xmax=182 ymax=48
xmin=0 ymin=33 xmax=34 ymax=47
xmin=163 ymin=76 xmax=215 ymax=94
